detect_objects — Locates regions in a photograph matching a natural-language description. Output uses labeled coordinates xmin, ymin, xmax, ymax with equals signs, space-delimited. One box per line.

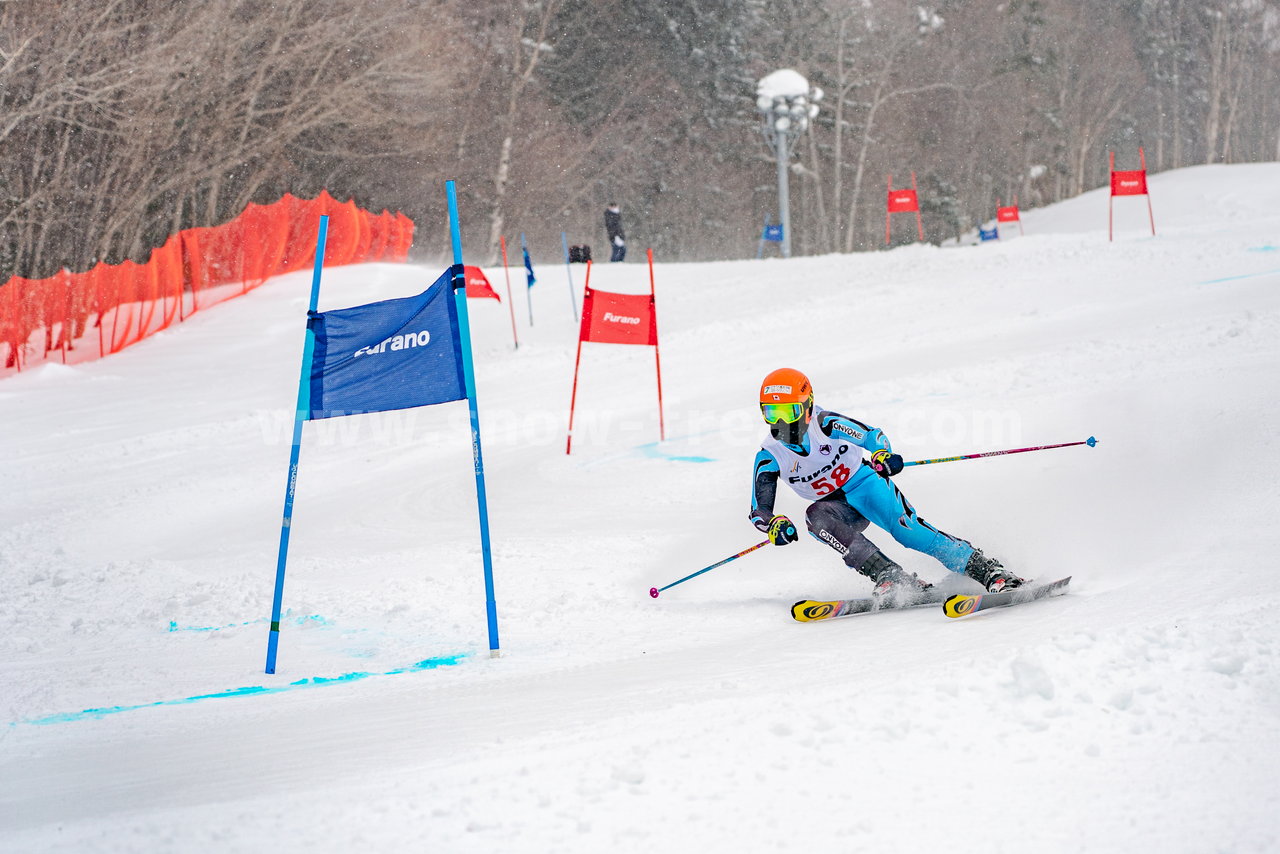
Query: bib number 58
xmin=811 ymin=463 xmax=853 ymax=496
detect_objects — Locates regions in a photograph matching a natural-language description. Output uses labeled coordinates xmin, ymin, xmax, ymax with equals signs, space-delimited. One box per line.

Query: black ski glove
xmin=767 ymin=514 xmax=798 ymax=545
xmin=870 ymin=449 xmax=904 ymax=479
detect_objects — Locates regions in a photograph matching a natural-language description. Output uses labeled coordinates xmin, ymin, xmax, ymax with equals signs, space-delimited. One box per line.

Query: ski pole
xmin=904 ymin=436 xmax=1097 ymax=468
xmin=650 ymin=540 xmax=771 ymax=598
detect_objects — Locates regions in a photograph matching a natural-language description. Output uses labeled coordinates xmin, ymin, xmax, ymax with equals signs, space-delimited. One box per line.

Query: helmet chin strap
xmin=770 ymin=417 xmax=809 ymax=448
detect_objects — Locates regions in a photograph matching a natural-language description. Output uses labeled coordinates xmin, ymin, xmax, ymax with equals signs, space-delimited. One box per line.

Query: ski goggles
xmin=760 ymin=401 xmax=806 ymax=424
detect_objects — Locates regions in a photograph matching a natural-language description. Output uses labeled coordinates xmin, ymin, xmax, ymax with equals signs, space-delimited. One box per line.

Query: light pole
xmin=756 ymin=69 xmax=821 ymax=258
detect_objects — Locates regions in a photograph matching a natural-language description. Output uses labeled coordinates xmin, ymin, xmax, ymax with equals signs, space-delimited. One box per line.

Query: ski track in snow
xmin=2 ymin=163 xmax=1279 ymax=853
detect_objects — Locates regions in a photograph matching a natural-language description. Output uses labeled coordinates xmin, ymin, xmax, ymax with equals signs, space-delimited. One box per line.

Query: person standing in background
xmin=605 ymin=203 xmax=626 ymax=262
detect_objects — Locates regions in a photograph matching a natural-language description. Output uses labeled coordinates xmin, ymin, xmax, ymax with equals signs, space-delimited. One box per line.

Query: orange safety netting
xmin=0 ymin=190 xmax=414 ymax=374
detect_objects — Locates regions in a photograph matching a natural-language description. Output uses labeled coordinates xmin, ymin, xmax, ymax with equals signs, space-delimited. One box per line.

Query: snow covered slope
xmin=2 ymin=164 xmax=1279 ymax=853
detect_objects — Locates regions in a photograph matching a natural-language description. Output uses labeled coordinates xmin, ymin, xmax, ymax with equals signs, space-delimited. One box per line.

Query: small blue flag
xmin=306 ymin=269 xmax=466 ymax=419
xmin=524 ymin=247 xmax=536 ymax=289
xmin=979 ymin=226 xmax=999 ymax=241
xmin=762 ymin=224 xmax=784 ymax=242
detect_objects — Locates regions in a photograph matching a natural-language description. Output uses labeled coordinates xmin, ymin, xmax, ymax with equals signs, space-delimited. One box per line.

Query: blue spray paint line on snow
xmin=14 ymin=654 xmax=467 ymax=727
xmin=1198 ymin=268 xmax=1280 ymax=285
xmin=168 ymin=613 xmax=330 ymax=633
xmin=1246 ymin=245 xmax=1277 ymax=252
xmin=636 ymin=439 xmax=715 ymax=464
xmin=577 ymin=427 xmax=721 ymax=469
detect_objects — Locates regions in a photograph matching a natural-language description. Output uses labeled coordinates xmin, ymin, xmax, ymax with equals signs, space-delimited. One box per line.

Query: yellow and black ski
xmin=792 ymin=588 xmax=950 ymax=622
xmin=943 ymin=576 xmax=1071 ymax=618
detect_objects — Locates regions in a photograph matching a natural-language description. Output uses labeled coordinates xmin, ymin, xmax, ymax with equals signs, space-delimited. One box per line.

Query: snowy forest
xmin=3 ymin=0 xmax=1279 ymax=278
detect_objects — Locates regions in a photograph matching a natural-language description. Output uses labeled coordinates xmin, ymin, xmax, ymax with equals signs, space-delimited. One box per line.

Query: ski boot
xmin=964 ymin=549 xmax=1024 ymax=593
xmin=859 ymin=550 xmax=933 ymax=603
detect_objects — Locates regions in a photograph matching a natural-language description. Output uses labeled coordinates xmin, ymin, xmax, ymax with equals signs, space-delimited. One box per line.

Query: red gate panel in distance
xmin=565 ymin=256 xmax=665 ymax=454
xmin=886 ymin=190 xmax=919 ymax=213
xmin=579 ymin=287 xmax=656 ymax=346
xmin=996 ymin=198 xmax=1024 ymax=235
xmin=885 ymin=173 xmax=925 ymax=244
xmin=1108 ymin=148 xmax=1156 ymax=240
xmin=1110 ymin=171 xmax=1148 ymax=196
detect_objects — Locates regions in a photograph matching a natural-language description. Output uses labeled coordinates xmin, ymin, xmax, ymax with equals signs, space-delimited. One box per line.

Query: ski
xmin=942 ymin=576 xmax=1071 ymax=618
xmin=792 ymin=587 xmax=950 ymax=622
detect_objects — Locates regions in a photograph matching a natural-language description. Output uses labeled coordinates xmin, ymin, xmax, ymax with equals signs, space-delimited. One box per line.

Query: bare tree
xmin=2 ymin=0 xmax=463 ymax=281
xmin=475 ymin=0 xmax=562 ymax=263
xmin=5 ymin=0 xmax=1280 ymax=278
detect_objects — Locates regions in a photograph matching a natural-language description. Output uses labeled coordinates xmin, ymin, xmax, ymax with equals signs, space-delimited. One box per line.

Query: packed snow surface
xmin=2 ymin=164 xmax=1279 ymax=853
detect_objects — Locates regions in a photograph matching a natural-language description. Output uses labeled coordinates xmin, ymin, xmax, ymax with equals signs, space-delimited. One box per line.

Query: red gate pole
xmin=565 ymin=338 xmax=585 ymax=455
xmin=1141 ymin=147 xmax=1156 ymax=236
xmin=96 ymin=268 xmax=105 ymax=359
xmin=565 ymin=260 xmax=592 ymax=455
xmin=884 ymin=174 xmax=893 ymax=245
xmin=499 ymin=235 xmax=519 ymax=349
xmin=1108 ymin=151 xmax=1115 ymax=242
xmin=912 ymin=172 xmax=924 ymax=241
xmin=60 ymin=268 xmax=71 ymax=363
xmin=648 ymin=248 xmax=665 ymax=442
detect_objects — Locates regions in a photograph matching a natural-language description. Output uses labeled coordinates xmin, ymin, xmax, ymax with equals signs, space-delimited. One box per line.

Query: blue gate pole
xmin=265 ymin=215 xmax=329 ymax=674
xmin=757 ymin=214 xmax=771 ymax=259
xmin=561 ymin=231 xmax=579 ymax=321
xmin=521 ymin=232 xmax=534 ymax=328
xmin=447 ymin=182 xmax=501 ymax=657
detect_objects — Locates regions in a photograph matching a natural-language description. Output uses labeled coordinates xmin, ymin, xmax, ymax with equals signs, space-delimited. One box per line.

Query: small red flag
xmin=463 ymin=265 xmax=500 ymax=301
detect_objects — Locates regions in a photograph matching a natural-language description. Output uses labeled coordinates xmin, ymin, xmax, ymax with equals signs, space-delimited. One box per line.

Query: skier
xmin=750 ymin=368 xmax=1024 ymax=599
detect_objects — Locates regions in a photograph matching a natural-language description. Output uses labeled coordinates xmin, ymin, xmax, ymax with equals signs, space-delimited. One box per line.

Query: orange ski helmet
xmin=759 ymin=368 xmax=814 ymax=443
